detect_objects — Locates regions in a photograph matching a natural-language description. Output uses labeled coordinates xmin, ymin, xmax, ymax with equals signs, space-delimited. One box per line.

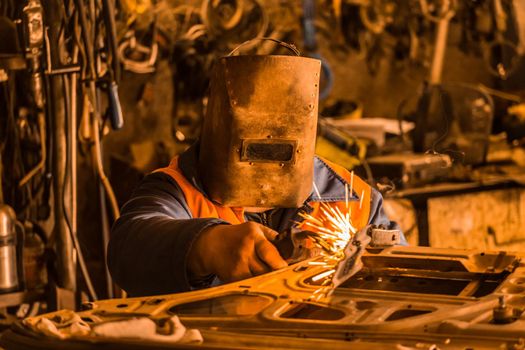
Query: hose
xmin=91 ymin=111 xmax=120 ymax=221
xmin=62 ymin=74 xmax=98 ymax=301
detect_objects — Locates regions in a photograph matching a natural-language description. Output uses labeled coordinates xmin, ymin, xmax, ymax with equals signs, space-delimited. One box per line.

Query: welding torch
xmin=273 ymin=224 xmax=402 ymax=288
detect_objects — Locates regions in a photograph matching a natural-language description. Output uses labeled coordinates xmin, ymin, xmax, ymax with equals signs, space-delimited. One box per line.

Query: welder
xmin=108 ymin=54 xmax=405 ymax=297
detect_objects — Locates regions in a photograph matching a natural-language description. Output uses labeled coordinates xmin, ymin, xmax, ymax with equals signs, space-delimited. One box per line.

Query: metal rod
xmin=429 ymin=16 xmax=450 ymax=85
xmin=70 ymin=50 xmax=78 ymax=272
xmin=45 ymin=66 xmax=81 ymax=75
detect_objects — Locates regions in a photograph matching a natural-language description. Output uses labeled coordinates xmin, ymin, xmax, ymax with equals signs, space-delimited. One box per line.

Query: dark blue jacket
xmin=108 ymin=145 xmax=404 ymax=296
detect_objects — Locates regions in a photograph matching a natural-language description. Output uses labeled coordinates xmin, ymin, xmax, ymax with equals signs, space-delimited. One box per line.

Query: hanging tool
xmin=101 ymin=0 xmax=124 ymax=130
xmin=412 ymin=0 xmax=455 ymax=153
xmin=421 ymin=0 xmax=456 ymax=85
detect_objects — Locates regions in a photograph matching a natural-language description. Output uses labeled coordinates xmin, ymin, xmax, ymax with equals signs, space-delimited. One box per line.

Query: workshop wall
xmin=322 ymin=26 xmax=495 ymax=118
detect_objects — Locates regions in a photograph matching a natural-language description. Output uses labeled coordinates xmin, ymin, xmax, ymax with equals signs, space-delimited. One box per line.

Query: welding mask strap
xmin=227 ymin=37 xmax=301 ymax=57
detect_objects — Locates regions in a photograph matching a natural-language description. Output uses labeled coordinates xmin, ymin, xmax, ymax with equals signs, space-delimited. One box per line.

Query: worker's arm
xmin=108 ymin=172 xmax=286 ymax=296
xmin=108 ymin=172 xmax=225 ymax=296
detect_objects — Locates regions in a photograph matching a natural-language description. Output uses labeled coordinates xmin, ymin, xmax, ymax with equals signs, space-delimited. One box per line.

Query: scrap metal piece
xmin=369 ymin=227 xmax=402 ymax=247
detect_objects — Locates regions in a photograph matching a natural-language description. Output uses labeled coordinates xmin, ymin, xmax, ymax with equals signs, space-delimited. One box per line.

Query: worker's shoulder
xmin=314 ymin=155 xmax=351 ymax=179
xmin=133 ymin=171 xmax=184 ymax=196
xmin=314 ymin=156 xmax=370 ymax=190
xmin=313 ymin=155 xmax=349 ymax=191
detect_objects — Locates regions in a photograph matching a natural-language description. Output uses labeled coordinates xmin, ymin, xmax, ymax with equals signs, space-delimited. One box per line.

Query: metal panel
xmin=12 ymin=246 xmax=525 ymax=349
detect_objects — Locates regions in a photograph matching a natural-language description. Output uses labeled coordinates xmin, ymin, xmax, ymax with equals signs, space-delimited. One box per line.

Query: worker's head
xmin=198 ymin=54 xmax=321 ymax=208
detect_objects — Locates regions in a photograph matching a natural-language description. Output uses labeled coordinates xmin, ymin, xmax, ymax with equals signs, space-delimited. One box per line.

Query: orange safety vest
xmin=155 ymin=157 xmax=371 ymax=231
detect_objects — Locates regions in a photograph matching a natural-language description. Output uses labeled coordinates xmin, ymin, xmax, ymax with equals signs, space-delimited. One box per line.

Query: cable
xmin=70 ymin=46 xmax=79 ymax=289
xmin=75 ymin=0 xmax=97 ymax=87
xmin=428 ymin=88 xmax=452 ymax=153
xmin=62 ymin=74 xmax=98 ymax=301
xmin=477 ymin=84 xmax=522 ymax=103
xmin=101 ymin=0 xmax=121 ymax=82
xmin=422 ymin=86 xmax=468 ymax=164
xmin=76 ymin=0 xmax=120 ymax=220
xmin=361 ymin=158 xmax=374 ymax=185
xmin=91 ymin=113 xmax=120 ymax=221
xmin=98 ymin=181 xmax=114 ymax=299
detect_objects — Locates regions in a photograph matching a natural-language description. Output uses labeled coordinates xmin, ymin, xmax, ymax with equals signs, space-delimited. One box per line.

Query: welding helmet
xmin=199 ymin=53 xmax=321 ymax=208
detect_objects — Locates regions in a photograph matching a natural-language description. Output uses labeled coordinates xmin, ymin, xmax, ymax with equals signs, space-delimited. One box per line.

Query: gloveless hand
xmin=188 ymin=222 xmax=288 ymax=283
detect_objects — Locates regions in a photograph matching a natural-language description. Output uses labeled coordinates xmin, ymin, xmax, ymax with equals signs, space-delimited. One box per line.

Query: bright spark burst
xmin=299 ymin=171 xmax=362 ymax=300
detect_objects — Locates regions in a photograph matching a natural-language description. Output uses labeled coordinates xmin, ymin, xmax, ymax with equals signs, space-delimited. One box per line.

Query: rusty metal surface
xmin=11 ymin=245 xmax=525 ymax=349
xmin=199 ymin=55 xmax=321 ymax=207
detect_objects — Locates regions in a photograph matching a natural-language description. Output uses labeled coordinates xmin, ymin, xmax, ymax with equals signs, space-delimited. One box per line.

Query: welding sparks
xmin=311 ymin=269 xmax=335 ymax=282
xmin=350 ymin=172 xmax=354 ymax=198
xmin=300 ymin=172 xmax=362 ymax=299
xmin=298 ymin=203 xmax=357 ymax=254
xmin=345 ymin=183 xmax=348 ymax=210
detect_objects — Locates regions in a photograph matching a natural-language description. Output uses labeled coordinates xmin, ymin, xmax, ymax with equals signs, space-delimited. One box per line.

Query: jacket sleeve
xmin=368 ymin=187 xmax=408 ymax=246
xmin=108 ymin=172 xmax=225 ymax=296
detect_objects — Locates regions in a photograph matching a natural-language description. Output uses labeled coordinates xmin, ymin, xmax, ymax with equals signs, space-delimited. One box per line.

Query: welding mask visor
xmin=199 ymin=54 xmax=321 ymax=208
